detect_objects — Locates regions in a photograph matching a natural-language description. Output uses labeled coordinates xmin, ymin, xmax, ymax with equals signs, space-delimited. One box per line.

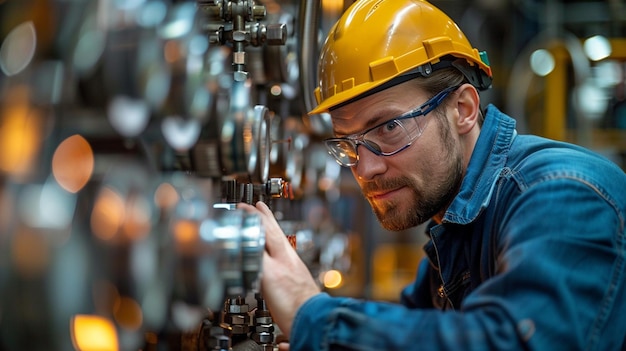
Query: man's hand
xmin=238 ymin=201 xmax=321 ymax=338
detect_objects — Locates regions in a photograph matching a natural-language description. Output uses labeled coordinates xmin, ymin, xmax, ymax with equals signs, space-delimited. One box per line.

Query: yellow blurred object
xmin=0 ymin=86 xmax=43 ymax=178
xmin=371 ymin=243 xmax=424 ymax=301
xmin=538 ymin=38 xmax=626 ymax=162
xmin=70 ymin=315 xmax=119 ymax=351
xmin=321 ymin=0 xmax=344 ymax=15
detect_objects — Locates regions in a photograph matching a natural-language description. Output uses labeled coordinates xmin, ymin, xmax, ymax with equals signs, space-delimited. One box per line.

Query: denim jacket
xmin=290 ymin=105 xmax=626 ymax=350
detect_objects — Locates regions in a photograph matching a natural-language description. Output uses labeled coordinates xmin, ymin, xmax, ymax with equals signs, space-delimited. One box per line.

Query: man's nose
xmin=353 ymin=144 xmax=387 ymax=181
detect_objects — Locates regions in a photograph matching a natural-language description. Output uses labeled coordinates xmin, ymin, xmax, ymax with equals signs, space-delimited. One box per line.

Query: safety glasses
xmin=324 ymin=85 xmax=459 ymax=167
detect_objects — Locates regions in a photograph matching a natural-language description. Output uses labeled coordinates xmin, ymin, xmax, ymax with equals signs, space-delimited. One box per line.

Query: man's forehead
xmin=329 ymin=99 xmax=383 ymax=133
xmin=330 ymin=82 xmax=424 ymax=132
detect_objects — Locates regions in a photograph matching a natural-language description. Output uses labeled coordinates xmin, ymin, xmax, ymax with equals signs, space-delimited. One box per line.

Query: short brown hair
xmin=411 ymin=68 xmax=485 ymax=126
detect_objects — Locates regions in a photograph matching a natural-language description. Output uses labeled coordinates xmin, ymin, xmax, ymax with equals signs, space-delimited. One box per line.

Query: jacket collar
xmin=442 ymin=104 xmax=517 ymax=225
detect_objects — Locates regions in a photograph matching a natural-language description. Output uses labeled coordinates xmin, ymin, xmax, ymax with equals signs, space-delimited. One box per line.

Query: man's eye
xmin=383 ymin=120 xmax=400 ymax=132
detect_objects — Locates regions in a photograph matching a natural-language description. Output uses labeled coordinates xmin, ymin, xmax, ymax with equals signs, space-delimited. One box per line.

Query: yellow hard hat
xmin=309 ymin=0 xmax=492 ymax=115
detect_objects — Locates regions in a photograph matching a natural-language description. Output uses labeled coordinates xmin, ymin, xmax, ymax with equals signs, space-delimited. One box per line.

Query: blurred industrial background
xmin=0 ymin=0 xmax=624 ymax=350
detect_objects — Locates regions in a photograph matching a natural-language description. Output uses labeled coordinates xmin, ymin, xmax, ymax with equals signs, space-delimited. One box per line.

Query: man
xmin=241 ymin=0 xmax=626 ymax=349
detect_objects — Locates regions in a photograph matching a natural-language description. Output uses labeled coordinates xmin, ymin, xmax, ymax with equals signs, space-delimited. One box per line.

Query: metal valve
xmin=213 ymin=177 xmax=291 ymax=210
xmin=198 ymin=0 xmax=287 ymax=81
xmin=198 ymin=0 xmax=266 ymax=22
xmin=208 ymin=22 xmax=287 ymax=46
xmin=265 ymin=177 xmax=290 ymax=199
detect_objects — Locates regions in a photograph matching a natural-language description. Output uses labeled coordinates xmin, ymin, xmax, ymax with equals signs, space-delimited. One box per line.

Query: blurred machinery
xmin=0 ymin=0 xmax=350 ymax=350
xmin=497 ymin=0 xmax=626 ymax=165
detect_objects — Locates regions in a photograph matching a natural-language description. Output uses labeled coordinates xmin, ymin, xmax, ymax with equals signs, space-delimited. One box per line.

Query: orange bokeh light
xmin=173 ymin=219 xmax=199 ymax=244
xmin=121 ymin=195 xmax=151 ymax=240
xmin=113 ymin=296 xmax=143 ymax=331
xmin=164 ymin=40 xmax=182 ymax=63
xmin=154 ymin=182 xmax=179 ymax=211
xmin=52 ymin=134 xmax=94 ymax=193
xmin=91 ymin=187 xmax=125 ymax=241
xmin=322 ymin=269 xmax=343 ymax=289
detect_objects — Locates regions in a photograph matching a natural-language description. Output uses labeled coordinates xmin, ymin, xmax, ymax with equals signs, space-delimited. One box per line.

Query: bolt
xmin=232 ymin=30 xmax=248 ymax=42
xmin=266 ymin=23 xmax=287 ymax=45
xmin=252 ymin=4 xmax=266 ymax=20
xmin=233 ymin=70 xmax=248 ymax=82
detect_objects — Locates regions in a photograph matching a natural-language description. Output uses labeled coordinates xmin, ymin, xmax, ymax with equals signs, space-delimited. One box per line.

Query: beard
xmin=366 ymin=157 xmax=463 ymax=231
xmin=363 ymin=116 xmax=465 ymax=231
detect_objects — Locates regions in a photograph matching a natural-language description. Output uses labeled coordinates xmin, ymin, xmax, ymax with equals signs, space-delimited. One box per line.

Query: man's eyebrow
xmin=333 ymin=110 xmax=399 ymax=138
xmin=331 ymin=129 xmax=351 ymax=138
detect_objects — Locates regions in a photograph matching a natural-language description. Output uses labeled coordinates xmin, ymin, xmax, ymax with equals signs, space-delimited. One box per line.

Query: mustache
xmin=361 ymin=177 xmax=411 ymax=194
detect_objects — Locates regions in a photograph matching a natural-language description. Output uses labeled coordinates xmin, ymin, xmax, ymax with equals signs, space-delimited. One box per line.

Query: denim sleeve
xmin=290 ymin=292 xmax=523 ymax=351
xmin=288 ymin=175 xmax=626 ymax=350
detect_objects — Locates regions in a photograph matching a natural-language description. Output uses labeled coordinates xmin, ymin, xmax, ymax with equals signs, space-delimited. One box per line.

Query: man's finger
xmin=236 ymin=202 xmax=257 ymax=213
xmin=255 ymin=201 xmax=274 ymax=216
xmin=239 ymin=201 xmax=292 ymax=257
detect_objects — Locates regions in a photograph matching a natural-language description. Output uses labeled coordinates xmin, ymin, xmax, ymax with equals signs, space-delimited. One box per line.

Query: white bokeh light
xmin=0 ymin=21 xmax=37 ymax=76
xmin=576 ymin=80 xmax=609 ymax=121
xmin=530 ymin=49 xmax=555 ymax=77
xmin=584 ymin=35 xmax=612 ymax=62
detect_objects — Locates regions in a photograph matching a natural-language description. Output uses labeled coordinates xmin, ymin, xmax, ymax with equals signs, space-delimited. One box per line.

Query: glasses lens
xmin=325 ymin=139 xmax=357 ymax=166
xmin=363 ymin=119 xmax=413 ymax=154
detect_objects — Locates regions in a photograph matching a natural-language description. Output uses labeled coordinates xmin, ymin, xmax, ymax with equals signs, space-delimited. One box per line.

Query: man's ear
xmin=454 ymin=84 xmax=481 ymax=135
